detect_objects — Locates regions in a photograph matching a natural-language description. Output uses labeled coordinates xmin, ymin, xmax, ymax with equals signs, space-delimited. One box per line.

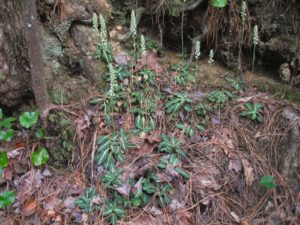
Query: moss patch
xmin=47 ymin=112 xmax=75 ymax=167
xmin=251 ymin=80 xmax=300 ymax=103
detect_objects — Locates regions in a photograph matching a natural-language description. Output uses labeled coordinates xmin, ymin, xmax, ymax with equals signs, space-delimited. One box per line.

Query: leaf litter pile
xmin=1 ymin=51 xmax=300 ymax=225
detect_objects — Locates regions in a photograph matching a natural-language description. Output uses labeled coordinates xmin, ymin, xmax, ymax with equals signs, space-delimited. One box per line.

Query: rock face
xmin=148 ymin=0 xmax=300 ymax=85
xmin=0 ymin=2 xmax=31 ymax=108
xmin=0 ymin=0 xmax=112 ymax=108
xmin=216 ymin=1 xmax=300 ymax=82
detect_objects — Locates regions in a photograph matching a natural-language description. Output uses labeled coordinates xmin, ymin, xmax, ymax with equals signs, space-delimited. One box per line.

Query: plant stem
xmin=181 ymin=2 xmax=185 ymax=58
xmin=238 ymin=23 xmax=244 ymax=80
xmin=195 ymin=59 xmax=198 ymax=74
xmin=252 ymin=44 xmax=256 ymax=73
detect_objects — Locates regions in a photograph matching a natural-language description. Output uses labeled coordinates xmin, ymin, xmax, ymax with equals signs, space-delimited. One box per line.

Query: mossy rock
xmin=47 ymin=112 xmax=75 ymax=167
xmin=251 ymin=80 xmax=300 ymax=103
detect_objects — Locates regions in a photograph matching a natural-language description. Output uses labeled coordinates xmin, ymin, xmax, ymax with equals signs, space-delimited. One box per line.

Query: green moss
xmin=251 ymin=80 xmax=300 ymax=103
xmin=47 ymin=112 xmax=75 ymax=167
xmin=52 ymin=89 xmax=69 ymax=105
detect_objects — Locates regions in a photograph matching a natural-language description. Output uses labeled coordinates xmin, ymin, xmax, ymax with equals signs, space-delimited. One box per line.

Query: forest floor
xmin=0 ymin=49 xmax=300 ymax=225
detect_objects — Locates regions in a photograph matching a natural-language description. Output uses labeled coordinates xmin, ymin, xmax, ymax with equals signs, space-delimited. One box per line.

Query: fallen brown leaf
xmin=137 ymin=142 xmax=158 ymax=155
xmin=43 ymin=195 xmax=62 ymax=210
xmin=22 ymin=197 xmax=39 ymax=217
xmin=242 ymin=159 xmax=254 ymax=186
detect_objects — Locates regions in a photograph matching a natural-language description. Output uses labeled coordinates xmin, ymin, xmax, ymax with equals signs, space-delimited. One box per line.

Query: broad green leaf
xmin=31 ymin=147 xmax=49 ymax=166
xmin=0 ymin=151 xmax=9 ymax=168
xmin=115 ymin=151 xmax=125 ymax=162
xmin=183 ymin=105 xmax=193 ymax=112
xmin=186 ymin=126 xmax=194 ymax=137
xmin=114 ymin=206 xmax=125 ymax=215
xmin=131 ymin=197 xmax=141 ymax=207
xmin=103 ymin=208 xmax=113 ymax=216
xmin=0 ymin=191 xmax=16 ymax=208
xmin=111 ymin=214 xmax=117 ymax=225
xmin=260 ymin=175 xmax=276 ymax=189
xmin=161 ymin=184 xmax=173 ymax=193
xmin=0 ymin=117 xmax=16 ymax=128
xmin=149 ymin=117 xmax=155 ymax=130
xmin=134 ymin=189 xmax=143 ymax=199
xmin=143 ymin=183 xmax=156 ymax=194
xmin=0 ymin=129 xmax=14 ymax=142
xmin=175 ymin=167 xmax=190 ymax=179
xmin=96 ymin=148 xmax=109 ymax=165
xmin=106 ymin=152 xmax=115 ymax=171
xmin=212 ymin=0 xmax=228 ymax=8
xmin=176 ymin=123 xmax=186 ymax=130
xmin=89 ymin=97 xmax=102 ymax=105
xmin=97 ymin=135 xmax=110 ymax=145
xmin=169 ymin=154 xmax=179 ymax=164
xmin=19 ymin=111 xmax=39 ymax=129
xmin=74 ymin=188 xmax=101 ymax=213
xmin=196 ymin=124 xmax=206 ymax=132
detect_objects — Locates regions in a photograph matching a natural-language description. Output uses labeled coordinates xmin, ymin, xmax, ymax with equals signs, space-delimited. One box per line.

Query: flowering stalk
xmin=107 ymin=63 xmax=117 ymax=97
xmin=99 ymin=14 xmax=107 ymax=48
xmin=92 ymin=13 xmax=99 ymax=41
xmin=252 ymin=25 xmax=259 ymax=72
xmin=140 ymin=34 xmax=146 ymax=56
xmin=92 ymin=13 xmax=102 ymax=58
xmin=238 ymin=0 xmax=247 ymax=77
xmin=241 ymin=1 xmax=247 ymax=24
xmin=98 ymin=14 xmax=112 ymax=63
xmin=208 ymin=49 xmax=214 ymax=65
xmin=130 ymin=10 xmax=137 ymax=63
xmin=195 ymin=40 xmax=201 ymax=72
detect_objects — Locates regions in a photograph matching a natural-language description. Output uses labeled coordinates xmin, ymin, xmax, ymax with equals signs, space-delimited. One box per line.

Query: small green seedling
xmin=165 ymin=92 xmax=193 ymax=114
xmin=157 ymin=154 xmax=190 ymax=179
xmin=103 ymin=199 xmax=126 ymax=225
xmin=96 ymin=129 xmax=135 ymax=171
xmin=132 ymin=113 xmax=155 ymax=137
xmin=145 ymin=39 xmax=159 ymax=51
xmin=0 ymin=191 xmax=16 ymax=209
xmin=240 ymin=102 xmax=263 ymax=122
xmin=0 ymin=118 xmax=15 ymax=128
xmin=114 ymin=64 xmax=130 ymax=81
xmin=158 ymin=134 xmax=184 ymax=156
xmin=140 ymin=68 xmax=156 ymax=86
xmin=196 ymin=103 xmax=209 ymax=117
xmin=225 ymin=76 xmax=243 ymax=90
xmin=0 ymin=108 xmax=16 ymax=142
xmin=260 ymin=175 xmax=276 ymax=189
xmin=171 ymin=63 xmax=195 ymax=85
xmin=19 ymin=111 xmax=39 ymax=129
xmin=131 ymin=91 xmax=146 ymax=105
xmin=176 ymin=123 xmax=194 ymax=137
xmin=75 ymin=188 xmax=102 ymax=213
xmin=157 ymin=183 xmax=173 ymax=207
xmin=101 ymin=169 xmax=123 ymax=188
xmin=131 ymin=173 xmax=157 ymax=207
xmin=31 ymin=147 xmax=49 ymax=166
xmin=0 ymin=151 xmax=9 ymax=178
xmin=0 ymin=129 xmax=14 ymax=142
xmin=207 ymin=90 xmax=234 ymax=107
